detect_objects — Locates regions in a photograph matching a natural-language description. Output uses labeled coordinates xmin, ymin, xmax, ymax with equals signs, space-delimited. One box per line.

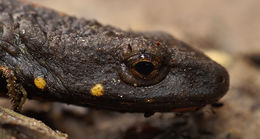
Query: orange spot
xmin=34 ymin=77 xmax=46 ymax=90
xmin=90 ymin=84 xmax=104 ymax=96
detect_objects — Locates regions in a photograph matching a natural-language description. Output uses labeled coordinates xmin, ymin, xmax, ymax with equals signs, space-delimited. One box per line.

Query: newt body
xmin=0 ymin=0 xmax=229 ymax=113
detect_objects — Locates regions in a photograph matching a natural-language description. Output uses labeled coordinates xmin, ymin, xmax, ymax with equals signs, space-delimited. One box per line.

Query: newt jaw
xmin=69 ymin=98 xmax=213 ymax=113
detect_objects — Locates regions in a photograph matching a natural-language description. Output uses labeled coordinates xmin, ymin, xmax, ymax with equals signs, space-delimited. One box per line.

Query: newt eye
xmin=130 ymin=59 xmax=158 ymax=80
xmin=135 ymin=61 xmax=154 ymax=75
xmin=118 ymin=52 xmax=170 ymax=87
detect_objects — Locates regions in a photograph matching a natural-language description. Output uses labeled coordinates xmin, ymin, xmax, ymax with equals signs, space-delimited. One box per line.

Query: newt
xmin=0 ymin=0 xmax=229 ymax=113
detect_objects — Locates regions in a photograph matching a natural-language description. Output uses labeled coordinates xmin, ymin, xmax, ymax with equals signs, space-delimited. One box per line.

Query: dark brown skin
xmin=0 ymin=0 xmax=229 ymax=113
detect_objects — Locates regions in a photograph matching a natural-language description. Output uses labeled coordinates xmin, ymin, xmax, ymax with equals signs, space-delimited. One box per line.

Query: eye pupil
xmin=135 ymin=61 xmax=154 ymax=76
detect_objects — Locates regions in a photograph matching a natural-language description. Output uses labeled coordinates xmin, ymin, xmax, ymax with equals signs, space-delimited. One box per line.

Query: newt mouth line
xmin=77 ymin=99 xmax=206 ymax=112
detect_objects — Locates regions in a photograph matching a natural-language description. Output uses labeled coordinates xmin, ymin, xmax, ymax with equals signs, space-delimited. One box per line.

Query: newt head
xmin=0 ymin=0 xmax=229 ymax=113
xmin=99 ymin=34 xmax=229 ymax=112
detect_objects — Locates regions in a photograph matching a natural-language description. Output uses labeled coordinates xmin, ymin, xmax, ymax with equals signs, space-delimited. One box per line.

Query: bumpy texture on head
xmin=0 ymin=0 xmax=229 ymax=112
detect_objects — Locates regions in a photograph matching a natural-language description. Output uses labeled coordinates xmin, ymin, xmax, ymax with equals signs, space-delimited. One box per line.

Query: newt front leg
xmin=0 ymin=65 xmax=27 ymax=112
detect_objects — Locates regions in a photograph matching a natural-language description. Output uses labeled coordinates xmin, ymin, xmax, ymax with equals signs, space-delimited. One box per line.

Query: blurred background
xmin=3 ymin=0 xmax=258 ymax=138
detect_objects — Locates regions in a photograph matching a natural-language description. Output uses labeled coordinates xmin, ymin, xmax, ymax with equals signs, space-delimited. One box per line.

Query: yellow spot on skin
xmin=91 ymin=84 xmax=104 ymax=96
xmin=34 ymin=77 xmax=46 ymax=90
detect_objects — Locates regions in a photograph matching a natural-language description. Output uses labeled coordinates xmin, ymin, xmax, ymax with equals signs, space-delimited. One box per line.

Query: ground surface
xmin=1 ymin=0 xmax=259 ymax=139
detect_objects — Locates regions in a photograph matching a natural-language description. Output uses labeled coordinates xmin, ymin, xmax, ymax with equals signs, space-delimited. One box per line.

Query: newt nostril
xmin=213 ymin=66 xmax=229 ymax=99
xmin=216 ymin=74 xmax=226 ymax=84
xmin=216 ymin=66 xmax=229 ymax=86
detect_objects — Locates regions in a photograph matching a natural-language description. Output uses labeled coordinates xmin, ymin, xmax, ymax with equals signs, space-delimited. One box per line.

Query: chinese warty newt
xmin=0 ymin=0 xmax=229 ymax=113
